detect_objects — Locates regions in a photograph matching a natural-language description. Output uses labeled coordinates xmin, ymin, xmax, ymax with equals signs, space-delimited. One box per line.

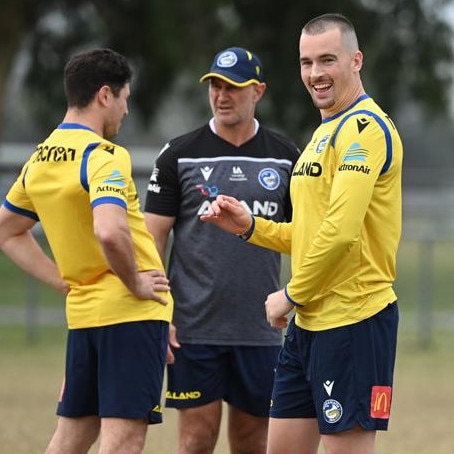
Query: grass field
xmin=0 ymin=238 xmax=453 ymax=452
xmin=1 ymin=325 xmax=453 ymax=453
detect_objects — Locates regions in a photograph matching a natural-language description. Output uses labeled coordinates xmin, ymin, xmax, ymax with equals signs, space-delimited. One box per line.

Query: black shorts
xmin=166 ymin=344 xmax=281 ymax=417
xmin=270 ymin=303 xmax=399 ymax=433
xmin=57 ymin=320 xmax=169 ymax=424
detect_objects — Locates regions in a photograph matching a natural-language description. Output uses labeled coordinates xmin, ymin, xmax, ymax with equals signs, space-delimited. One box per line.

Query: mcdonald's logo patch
xmin=370 ymin=385 xmax=392 ymax=419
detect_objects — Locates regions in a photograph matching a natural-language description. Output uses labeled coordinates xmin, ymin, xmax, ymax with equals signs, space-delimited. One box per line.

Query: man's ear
xmin=352 ymin=50 xmax=363 ymax=73
xmin=97 ymin=85 xmax=112 ymax=106
xmin=254 ymin=82 xmax=267 ymax=103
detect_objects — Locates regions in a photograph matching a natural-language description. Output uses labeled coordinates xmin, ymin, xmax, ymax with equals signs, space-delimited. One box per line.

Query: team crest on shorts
xmin=322 ymin=399 xmax=343 ymax=423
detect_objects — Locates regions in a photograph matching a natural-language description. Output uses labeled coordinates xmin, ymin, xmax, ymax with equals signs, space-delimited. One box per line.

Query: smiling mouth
xmin=312 ymin=82 xmax=332 ymax=93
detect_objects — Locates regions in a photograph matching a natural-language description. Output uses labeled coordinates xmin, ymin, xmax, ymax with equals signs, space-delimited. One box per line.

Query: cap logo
xmin=217 ymin=51 xmax=238 ymax=68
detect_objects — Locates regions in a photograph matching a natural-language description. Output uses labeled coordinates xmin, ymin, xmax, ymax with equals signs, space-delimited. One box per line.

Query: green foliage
xmin=1 ymin=0 xmax=452 ymax=142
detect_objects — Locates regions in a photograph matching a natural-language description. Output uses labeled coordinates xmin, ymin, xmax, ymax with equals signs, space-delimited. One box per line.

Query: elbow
xmin=94 ymin=222 xmax=121 ymax=250
xmin=321 ymin=220 xmax=360 ymax=249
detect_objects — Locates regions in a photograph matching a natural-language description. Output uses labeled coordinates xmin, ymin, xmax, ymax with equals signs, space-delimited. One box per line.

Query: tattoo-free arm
xmin=0 ymin=205 xmax=68 ymax=295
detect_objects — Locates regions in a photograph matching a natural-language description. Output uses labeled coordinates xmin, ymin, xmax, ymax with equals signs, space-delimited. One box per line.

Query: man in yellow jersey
xmin=0 ymin=48 xmax=173 ymax=454
xmin=201 ymin=13 xmax=402 ymax=454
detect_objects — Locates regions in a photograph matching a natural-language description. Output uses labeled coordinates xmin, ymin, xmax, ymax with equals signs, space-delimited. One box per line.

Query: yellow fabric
xmin=6 ymin=124 xmax=173 ymax=328
xmin=249 ymin=96 xmax=402 ymax=330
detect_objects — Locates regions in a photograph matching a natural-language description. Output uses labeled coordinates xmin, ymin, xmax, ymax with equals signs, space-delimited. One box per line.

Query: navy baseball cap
xmin=200 ymin=47 xmax=265 ymax=87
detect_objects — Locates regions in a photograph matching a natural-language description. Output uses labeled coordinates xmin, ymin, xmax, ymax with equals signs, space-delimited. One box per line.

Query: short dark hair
xmin=302 ymin=13 xmax=358 ymax=51
xmin=64 ymin=48 xmax=132 ymax=108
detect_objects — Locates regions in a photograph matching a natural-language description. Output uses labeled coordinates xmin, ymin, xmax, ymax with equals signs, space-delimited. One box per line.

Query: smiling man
xmin=201 ymin=14 xmax=403 ymax=454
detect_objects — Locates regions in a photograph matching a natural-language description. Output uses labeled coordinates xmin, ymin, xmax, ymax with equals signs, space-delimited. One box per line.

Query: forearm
xmin=1 ymin=231 xmax=68 ymax=294
xmin=144 ymin=213 xmax=174 ymax=267
xmin=248 ymin=217 xmax=292 ymax=254
xmin=153 ymin=237 xmax=168 ymax=267
xmin=98 ymin=225 xmax=140 ymax=293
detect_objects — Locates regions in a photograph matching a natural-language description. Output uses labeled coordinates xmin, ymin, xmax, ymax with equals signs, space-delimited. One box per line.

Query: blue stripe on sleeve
xmin=332 ymin=110 xmax=393 ymax=175
xmin=2 ymin=199 xmax=39 ymax=221
xmin=91 ymin=197 xmax=127 ymax=210
xmin=80 ymin=142 xmax=101 ymax=191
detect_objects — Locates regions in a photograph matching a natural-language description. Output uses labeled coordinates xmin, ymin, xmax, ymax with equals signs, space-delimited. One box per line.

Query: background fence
xmin=1 ymin=143 xmax=453 ymax=348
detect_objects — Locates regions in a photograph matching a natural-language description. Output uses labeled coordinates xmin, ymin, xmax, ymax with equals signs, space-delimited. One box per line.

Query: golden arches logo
xmin=370 ymin=386 xmax=392 ymax=419
xmin=374 ymin=392 xmax=388 ymax=412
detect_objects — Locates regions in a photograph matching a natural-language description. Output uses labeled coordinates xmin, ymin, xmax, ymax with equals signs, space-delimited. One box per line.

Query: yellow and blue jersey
xmin=4 ymin=123 xmax=173 ymax=328
xmin=250 ymin=95 xmax=402 ymax=330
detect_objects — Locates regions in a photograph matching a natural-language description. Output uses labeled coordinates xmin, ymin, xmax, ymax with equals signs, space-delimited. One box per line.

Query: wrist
xmin=284 ymin=285 xmax=304 ymax=307
xmin=236 ymin=216 xmax=255 ymax=239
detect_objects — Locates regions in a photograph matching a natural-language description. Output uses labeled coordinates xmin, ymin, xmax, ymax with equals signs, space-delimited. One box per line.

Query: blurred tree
xmin=0 ymin=0 xmax=453 ymax=143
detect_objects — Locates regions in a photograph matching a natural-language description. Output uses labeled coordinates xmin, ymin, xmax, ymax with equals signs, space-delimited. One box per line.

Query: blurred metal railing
xmin=2 ymin=144 xmax=454 ymax=347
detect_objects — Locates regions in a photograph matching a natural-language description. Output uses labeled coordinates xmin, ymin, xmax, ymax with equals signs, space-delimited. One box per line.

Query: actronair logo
xmin=338 ymin=163 xmax=371 ymax=174
xmin=343 ymin=142 xmax=368 ymax=162
xmin=103 ymin=170 xmax=126 ymax=187
xmin=339 ymin=143 xmax=371 ymax=174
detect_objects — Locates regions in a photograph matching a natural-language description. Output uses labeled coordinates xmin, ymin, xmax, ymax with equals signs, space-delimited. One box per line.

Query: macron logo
xmin=323 ymin=380 xmax=334 ymax=396
xmin=201 ymin=166 xmax=214 ymax=181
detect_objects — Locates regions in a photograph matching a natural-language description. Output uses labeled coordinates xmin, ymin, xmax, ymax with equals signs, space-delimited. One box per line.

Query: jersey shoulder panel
xmin=331 ymin=98 xmax=402 ymax=175
xmin=158 ymin=124 xmax=212 ymax=161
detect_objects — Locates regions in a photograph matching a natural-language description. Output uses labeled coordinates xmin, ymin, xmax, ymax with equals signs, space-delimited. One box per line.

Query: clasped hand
xmin=265 ymin=289 xmax=293 ymax=329
xmin=200 ymin=195 xmax=252 ymax=235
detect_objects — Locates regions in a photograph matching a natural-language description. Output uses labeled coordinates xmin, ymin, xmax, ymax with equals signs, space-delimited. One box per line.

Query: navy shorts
xmin=57 ymin=320 xmax=169 ymax=424
xmin=270 ymin=303 xmax=399 ymax=433
xmin=166 ymin=344 xmax=281 ymax=417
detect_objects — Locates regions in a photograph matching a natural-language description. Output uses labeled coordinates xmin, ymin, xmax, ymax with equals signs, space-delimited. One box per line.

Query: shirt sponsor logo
xmin=197 ymin=199 xmax=278 ymax=217
xmin=322 ymin=399 xmax=343 ymax=424
xmin=292 ymin=162 xmax=322 ymax=177
xmin=339 ymin=143 xmax=371 ymax=174
xmin=196 ymin=183 xmax=220 ymax=198
xmin=147 ymin=183 xmax=161 ymax=194
xmin=370 ymin=385 xmax=392 ymax=419
xmin=258 ymin=168 xmax=280 ymax=190
xmin=230 ymin=166 xmax=247 ymax=182
xmin=338 ymin=163 xmax=371 ymax=174
xmin=33 ymin=145 xmax=76 ymax=162
xmin=96 ymin=186 xmax=127 ymax=196
xmin=343 ymin=143 xmax=368 ymax=162
xmin=102 ymin=170 xmax=126 ymax=187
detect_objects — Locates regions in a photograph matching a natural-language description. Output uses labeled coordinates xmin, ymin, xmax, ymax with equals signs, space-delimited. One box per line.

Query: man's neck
xmin=209 ymin=118 xmax=259 ymax=147
xmin=62 ymin=109 xmax=103 ymax=136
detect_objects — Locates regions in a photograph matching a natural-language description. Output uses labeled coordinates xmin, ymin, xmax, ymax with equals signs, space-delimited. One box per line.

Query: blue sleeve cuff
xmin=237 ymin=215 xmax=255 ymax=241
xmin=3 ymin=199 xmax=39 ymax=222
xmin=284 ymin=285 xmax=304 ymax=307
